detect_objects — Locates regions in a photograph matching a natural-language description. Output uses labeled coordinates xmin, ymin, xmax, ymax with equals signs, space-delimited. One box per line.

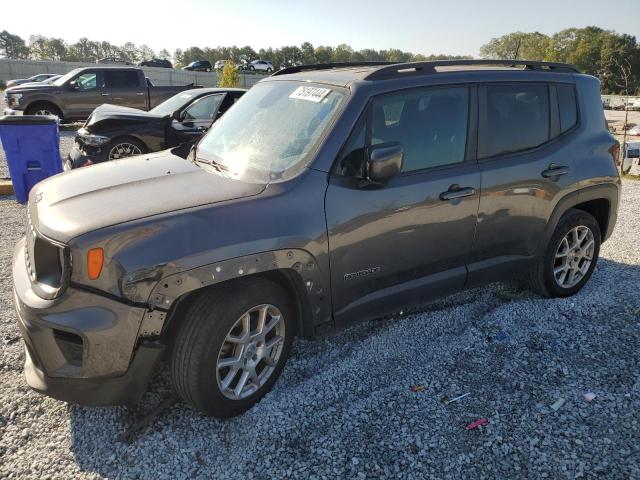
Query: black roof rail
xmin=271 ymin=61 xmax=395 ymax=76
xmin=364 ymin=59 xmax=580 ymax=80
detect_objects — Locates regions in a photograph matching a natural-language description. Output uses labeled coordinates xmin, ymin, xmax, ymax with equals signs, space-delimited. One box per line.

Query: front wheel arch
xmin=158 ymin=268 xmax=316 ymax=358
xmin=24 ymin=101 xmax=63 ymax=119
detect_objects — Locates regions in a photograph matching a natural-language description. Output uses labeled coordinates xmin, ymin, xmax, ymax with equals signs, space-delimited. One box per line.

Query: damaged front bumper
xmin=12 ymin=237 xmax=164 ymax=406
xmin=65 ymin=142 xmax=109 ymax=171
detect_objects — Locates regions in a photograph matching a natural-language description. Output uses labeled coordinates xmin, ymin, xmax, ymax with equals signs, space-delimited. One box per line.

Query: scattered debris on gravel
xmin=0 ymin=99 xmax=639 ymax=478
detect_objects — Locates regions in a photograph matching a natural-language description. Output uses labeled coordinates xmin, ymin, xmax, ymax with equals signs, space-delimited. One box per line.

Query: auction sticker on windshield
xmin=289 ymin=86 xmax=331 ymax=103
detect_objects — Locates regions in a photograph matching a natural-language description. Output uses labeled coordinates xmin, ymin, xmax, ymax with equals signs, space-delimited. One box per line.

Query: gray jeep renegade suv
xmin=12 ymin=60 xmax=620 ymax=417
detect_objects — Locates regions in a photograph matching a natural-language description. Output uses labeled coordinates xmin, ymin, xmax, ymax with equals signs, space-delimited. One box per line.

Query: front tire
xmin=171 ymin=278 xmax=295 ymax=417
xmin=106 ymin=137 xmax=146 ymax=161
xmin=527 ymin=209 xmax=601 ymax=297
xmin=24 ymin=102 xmax=62 ymax=119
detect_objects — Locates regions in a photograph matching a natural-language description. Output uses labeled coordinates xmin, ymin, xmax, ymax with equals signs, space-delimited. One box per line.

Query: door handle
xmin=135 ymin=92 xmax=145 ymax=96
xmin=541 ymin=164 xmax=569 ymax=178
xmin=101 ymin=93 xmax=111 ymax=96
xmin=439 ymin=186 xmax=475 ymax=201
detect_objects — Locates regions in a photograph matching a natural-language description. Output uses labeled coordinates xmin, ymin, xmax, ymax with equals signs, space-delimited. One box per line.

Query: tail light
xmin=610 ymin=141 xmax=620 ymax=166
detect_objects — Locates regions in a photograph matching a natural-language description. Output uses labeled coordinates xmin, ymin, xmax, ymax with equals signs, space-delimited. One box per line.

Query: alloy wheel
xmin=34 ymin=109 xmax=54 ymax=116
xmin=108 ymin=142 xmax=142 ymax=160
xmin=553 ymin=225 xmax=595 ymax=288
xmin=216 ymin=304 xmax=285 ymax=400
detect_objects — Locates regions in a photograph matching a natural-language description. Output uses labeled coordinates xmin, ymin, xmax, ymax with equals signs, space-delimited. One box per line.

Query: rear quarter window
xmin=557 ymin=84 xmax=578 ymax=133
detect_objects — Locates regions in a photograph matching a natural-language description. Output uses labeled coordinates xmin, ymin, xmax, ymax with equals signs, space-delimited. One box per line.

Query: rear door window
xmin=557 ymin=84 xmax=578 ymax=133
xmin=104 ymin=70 xmax=140 ymax=88
xmin=479 ymin=84 xmax=550 ymax=158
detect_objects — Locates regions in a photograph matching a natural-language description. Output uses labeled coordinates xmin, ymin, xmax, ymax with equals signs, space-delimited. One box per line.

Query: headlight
xmin=8 ymin=93 xmax=22 ymax=106
xmin=78 ymin=129 xmax=110 ymax=146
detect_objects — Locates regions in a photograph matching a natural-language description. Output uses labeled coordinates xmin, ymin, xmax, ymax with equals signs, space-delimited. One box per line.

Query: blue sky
xmin=5 ymin=0 xmax=640 ymax=57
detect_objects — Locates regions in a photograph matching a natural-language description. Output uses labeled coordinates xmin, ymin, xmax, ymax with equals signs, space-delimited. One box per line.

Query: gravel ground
xmin=0 ymin=101 xmax=639 ymax=479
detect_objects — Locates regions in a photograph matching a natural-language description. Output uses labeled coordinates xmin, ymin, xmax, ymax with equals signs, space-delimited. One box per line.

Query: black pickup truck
xmin=3 ymin=66 xmax=200 ymax=122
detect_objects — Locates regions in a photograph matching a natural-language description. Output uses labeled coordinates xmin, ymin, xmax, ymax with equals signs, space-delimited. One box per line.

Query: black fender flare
xmin=537 ymin=182 xmax=619 ymax=256
xmin=140 ymin=249 xmax=332 ymax=339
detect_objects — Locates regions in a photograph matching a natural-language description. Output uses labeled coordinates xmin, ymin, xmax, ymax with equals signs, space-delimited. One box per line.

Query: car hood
xmin=30 ymin=150 xmax=267 ymax=243
xmin=85 ymin=104 xmax=167 ymax=129
xmin=6 ymin=83 xmax=58 ymax=94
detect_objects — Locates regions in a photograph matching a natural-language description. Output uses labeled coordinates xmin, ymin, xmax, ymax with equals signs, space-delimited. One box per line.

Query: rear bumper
xmin=12 ymin=237 xmax=162 ymax=406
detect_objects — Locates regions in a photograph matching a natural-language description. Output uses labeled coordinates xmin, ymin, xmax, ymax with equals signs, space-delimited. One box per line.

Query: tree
xmin=313 ymin=45 xmax=333 ymax=63
xmin=480 ymin=31 xmax=549 ymax=60
xmin=120 ymin=42 xmax=139 ymax=62
xmin=180 ymin=46 xmax=206 ymax=65
xmin=599 ymin=33 xmax=640 ymax=94
xmin=28 ymin=35 xmax=48 ymax=60
xmin=137 ymin=44 xmax=155 ymax=61
xmin=45 ymin=38 xmax=67 ymax=61
xmin=479 ymin=27 xmax=639 ymax=94
xmin=173 ymin=49 xmax=184 ymax=67
xmin=359 ymin=48 xmax=380 ymax=61
xmin=158 ymin=49 xmax=171 ymax=61
xmin=278 ymin=45 xmax=303 ymax=67
xmin=98 ymin=41 xmax=120 ymax=60
xmin=0 ymin=30 xmax=29 ymax=58
xmin=608 ymin=57 xmax=633 ymax=171
xmin=237 ymin=45 xmax=257 ymax=63
xmin=300 ymin=42 xmax=315 ymax=64
xmin=333 ymin=44 xmax=353 ymax=62
xmin=218 ymin=60 xmax=240 ymax=88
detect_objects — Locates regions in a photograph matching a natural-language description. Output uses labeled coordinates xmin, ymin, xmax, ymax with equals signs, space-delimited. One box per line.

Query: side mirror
xmin=69 ymin=80 xmax=80 ymax=90
xmin=366 ymin=143 xmax=403 ymax=184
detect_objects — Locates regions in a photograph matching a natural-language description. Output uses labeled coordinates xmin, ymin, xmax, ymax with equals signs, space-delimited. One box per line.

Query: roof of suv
xmin=267 ymin=60 xmax=580 ymax=87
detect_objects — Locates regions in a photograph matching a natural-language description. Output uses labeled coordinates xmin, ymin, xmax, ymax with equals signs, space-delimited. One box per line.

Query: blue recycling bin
xmin=0 ymin=115 xmax=62 ymax=204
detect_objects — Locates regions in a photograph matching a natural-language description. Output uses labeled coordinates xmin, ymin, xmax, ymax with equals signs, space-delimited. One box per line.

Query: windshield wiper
xmin=195 ymin=156 xmax=230 ymax=176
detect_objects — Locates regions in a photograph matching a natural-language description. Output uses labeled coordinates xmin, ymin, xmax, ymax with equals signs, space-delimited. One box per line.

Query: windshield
xmin=150 ymin=91 xmax=197 ymax=116
xmin=53 ymin=68 xmax=82 ymax=87
xmin=196 ymin=81 xmax=345 ymax=182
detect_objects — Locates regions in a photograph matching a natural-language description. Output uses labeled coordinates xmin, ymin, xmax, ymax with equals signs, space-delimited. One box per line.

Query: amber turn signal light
xmin=87 ymin=248 xmax=104 ymax=280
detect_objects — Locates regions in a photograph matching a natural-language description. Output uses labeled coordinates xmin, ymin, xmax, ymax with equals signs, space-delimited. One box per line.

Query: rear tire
xmin=171 ymin=278 xmax=295 ymax=417
xmin=526 ymin=209 xmax=601 ymax=298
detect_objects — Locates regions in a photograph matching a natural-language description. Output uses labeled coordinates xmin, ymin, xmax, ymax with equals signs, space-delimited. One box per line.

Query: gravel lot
xmin=0 ymin=100 xmax=639 ymax=479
